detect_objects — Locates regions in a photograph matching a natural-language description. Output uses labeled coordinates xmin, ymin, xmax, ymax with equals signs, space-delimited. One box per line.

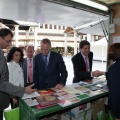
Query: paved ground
xmin=3 ymin=57 xmax=107 ymax=120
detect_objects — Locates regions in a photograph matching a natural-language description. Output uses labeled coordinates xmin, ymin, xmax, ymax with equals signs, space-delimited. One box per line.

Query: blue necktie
xmin=44 ymin=55 xmax=47 ymax=71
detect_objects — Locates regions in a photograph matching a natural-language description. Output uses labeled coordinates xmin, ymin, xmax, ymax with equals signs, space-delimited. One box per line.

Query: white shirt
xmin=7 ymin=61 xmax=24 ymax=87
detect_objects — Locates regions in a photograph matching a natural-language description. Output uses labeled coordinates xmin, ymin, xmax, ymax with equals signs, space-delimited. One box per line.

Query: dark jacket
xmin=71 ymin=52 xmax=93 ymax=83
xmin=107 ymin=60 xmax=120 ymax=118
xmin=0 ymin=53 xmax=25 ymax=110
xmin=33 ymin=51 xmax=68 ymax=90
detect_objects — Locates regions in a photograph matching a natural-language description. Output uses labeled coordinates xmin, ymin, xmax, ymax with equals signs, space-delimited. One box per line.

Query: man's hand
xmin=92 ymin=70 xmax=100 ymax=77
xmin=55 ymin=84 xmax=64 ymax=89
xmin=13 ymin=98 xmax=18 ymax=105
xmin=25 ymin=83 xmax=36 ymax=94
xmin=84 ymin=80 xmax=93 ymax=84
xmin=92 ymin=70 xmax=105 ymax=77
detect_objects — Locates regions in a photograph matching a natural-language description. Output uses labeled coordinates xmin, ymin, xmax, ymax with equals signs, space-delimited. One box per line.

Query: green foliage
xmin=51 ymin=47 xmax=59 ymax=53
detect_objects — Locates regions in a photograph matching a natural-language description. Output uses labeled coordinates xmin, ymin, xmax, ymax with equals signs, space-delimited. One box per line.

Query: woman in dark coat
xmin=107 ymin=43 xmax=120 ymax=120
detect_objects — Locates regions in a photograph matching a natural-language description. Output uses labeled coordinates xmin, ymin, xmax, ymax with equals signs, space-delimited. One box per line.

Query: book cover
xmin=36 ymin=95 xmax=60 ymax=107
xmin=74 ymin=86 xmax=90 ymax=93
xmin=38 ymin=89 xmax=54 ymax=96
xmin=36 ymin=103 xmax=57 ymax=109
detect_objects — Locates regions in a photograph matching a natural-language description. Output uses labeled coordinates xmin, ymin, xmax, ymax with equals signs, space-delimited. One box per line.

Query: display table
xmin=19 ymin=91 xmax=108 ymax=120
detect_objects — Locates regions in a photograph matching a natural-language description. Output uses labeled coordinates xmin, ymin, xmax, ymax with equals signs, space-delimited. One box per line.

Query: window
xmin=45 ymin=24 xmax=47 ymax=29
xmin=59 ymin=26 xmax=61 ymax=29
xmin=54 ymin=25 xmax=56 ymax=29
xmin=50 ymin=24 xmax=52 ymax=29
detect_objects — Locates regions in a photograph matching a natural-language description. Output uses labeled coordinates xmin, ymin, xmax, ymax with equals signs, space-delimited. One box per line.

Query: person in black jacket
xmin=71 ymin=40 xmax=101 ymax=83
xmin=107 ymin=43 xmax=120 ymax=120
xmin=34 ymin=38 xmax=68 ymax=90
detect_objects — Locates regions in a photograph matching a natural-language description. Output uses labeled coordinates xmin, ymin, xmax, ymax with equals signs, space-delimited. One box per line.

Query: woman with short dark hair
xmin=107 ymin=43 xmax=120 ymax=120
xmin=7 ymin=47 xmax=24 ymax=108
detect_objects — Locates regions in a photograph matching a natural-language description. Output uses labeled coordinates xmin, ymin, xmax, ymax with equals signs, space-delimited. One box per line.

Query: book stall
xmin=20 ymin=78 xmax=108 ymax=120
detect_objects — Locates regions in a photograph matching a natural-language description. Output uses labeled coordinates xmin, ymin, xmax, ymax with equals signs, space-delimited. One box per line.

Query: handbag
xmin=4 ymin=107 xmax=19 ymax=120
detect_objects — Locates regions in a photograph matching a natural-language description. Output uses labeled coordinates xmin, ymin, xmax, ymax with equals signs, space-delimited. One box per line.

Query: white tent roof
xmin=0 ymin=0 xmax=108 ymax=29
xmin=78 ymin=19 xmax=109 ymax=36
xmin=91 ymin=37 xmax=108 ymax=45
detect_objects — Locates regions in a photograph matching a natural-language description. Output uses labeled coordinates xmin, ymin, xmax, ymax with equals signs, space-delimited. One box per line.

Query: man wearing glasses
xmin=0 ymin=28 xmax=36 ymax=120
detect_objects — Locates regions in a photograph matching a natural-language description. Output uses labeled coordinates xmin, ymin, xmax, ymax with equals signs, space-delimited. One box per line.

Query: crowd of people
xmin=0 ymin=28 xmax=120 ymax=120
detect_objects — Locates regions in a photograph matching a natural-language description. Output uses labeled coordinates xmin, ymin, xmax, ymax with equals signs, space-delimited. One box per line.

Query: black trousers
xmin=0 ymin=110 xmax=3 ymax=120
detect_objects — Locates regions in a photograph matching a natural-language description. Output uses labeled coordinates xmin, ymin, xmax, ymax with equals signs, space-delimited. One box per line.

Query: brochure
xmin=74 ymin=86 xmax=90 ymax=93
xmin=62 ymin=86 xmax=81 ymax=95
xmin=58 ymin=94 xmax=80 ymax=107
xmin=58 ymin=95 xmax=80 ymax=107
xmin=24 ymin=98 xmax=39 ymax=106
xmin=22 ymin=92 xmax=40 ymax=99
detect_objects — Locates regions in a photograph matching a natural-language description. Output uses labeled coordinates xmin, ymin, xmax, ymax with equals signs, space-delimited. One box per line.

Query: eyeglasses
xmin=2 ymin=38 xmax=12 ymax=44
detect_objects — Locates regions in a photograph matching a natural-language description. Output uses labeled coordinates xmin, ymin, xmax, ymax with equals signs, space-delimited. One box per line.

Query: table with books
xmin=19 ymin=78 xmax=108 ymax=120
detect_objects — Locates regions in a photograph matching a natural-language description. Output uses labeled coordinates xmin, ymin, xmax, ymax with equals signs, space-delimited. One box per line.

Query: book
xmin=87 ymin=85 xmax=99 ymax=91
xmin=100 ymin=86 xmax=109 ymax=92
xmin=58 ymin=94 xmax=80 ymax=107
xmin=24 ymin=98 xmax=39 ymax=106
xmin=74 ymin=86 xmax=90 ymax=93
xmin=37 ymin=89 xmax=54 ymax=96
xmin=36 ymin=95 xmax=60 ymax=107
xmin=62 ymin=86 xmax=82 ymax=95
xmin=54 ymin=90 xmax=68 ymax=96
xmin=77 ymin=94 xmax=89 ymax=100
xmin=36 ymin=103 xmax=57 ymax=109
xmin=22 ymin=92 xmax=40 ymax=99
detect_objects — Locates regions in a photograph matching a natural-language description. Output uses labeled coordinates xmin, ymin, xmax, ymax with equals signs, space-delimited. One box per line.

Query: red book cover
xmin=38 ymin=89 xmax=54 ymax=96
xmin=36 ymin=103 xmax=57 ymax=109
xmin=36 ymin=95 xmax=60 ymax=107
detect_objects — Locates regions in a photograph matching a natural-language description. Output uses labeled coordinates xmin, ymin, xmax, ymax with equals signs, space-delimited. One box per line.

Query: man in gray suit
xmin=22 ymin=45 xmax=34 ymax=86
xmin=0 ymin=28 xmax=36 ymax=120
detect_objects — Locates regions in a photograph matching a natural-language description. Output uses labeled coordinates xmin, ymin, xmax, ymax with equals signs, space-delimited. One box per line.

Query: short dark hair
xmin=7 ymin=47 xmax=24 ymax=62
xmin=79 ymin=40 xmax=90 ymax=49
xmin=25 ymin=45 xmax=34 ymax=50
xmin=108 ymin=43 xmax=120 ymax=61
xmin=0 ymin=28 xmax=13 ymax=38
xmin=41 ymin=38 xmax=51 ymax=46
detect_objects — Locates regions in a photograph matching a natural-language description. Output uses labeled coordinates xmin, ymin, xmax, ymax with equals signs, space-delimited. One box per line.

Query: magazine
xmin=22 ymin=92 xmax=40 ymax=99
xmin=36 ymin=95 xmax=60 ymax=107
xmin=24 ymin=98 xmax=39 ymax=106
xmin=38 ymin=89 xmax=54 ymax=96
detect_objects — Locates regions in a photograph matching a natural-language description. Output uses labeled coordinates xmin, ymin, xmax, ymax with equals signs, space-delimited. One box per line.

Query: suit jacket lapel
xmin=88 ymin=53 xmax=92 ymax=70
xmin=47 ymin=52 xmax=53 ymax=73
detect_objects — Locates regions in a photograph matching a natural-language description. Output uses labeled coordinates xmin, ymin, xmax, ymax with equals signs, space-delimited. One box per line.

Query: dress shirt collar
xmin=11 ymin=60 xmax=19 ymax=65
xmin=42 ymin=51 xmax=51 ymax=58
xmin=80 ymin=52 xmax=87 ymax=60
xmin=27 ymin=57 xmax=33 ymax=61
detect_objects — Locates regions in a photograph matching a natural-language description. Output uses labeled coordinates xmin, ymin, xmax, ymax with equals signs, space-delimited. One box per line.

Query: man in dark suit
xmin=21 ymin=45 xmax=34 ymax=86
xmin=71 ymin=40 xmax=100 ymax=83
xmin=0 ymin=28 xmax=36 ymax=120
xmin=34 ymin=38 xmax=68 ymax=90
